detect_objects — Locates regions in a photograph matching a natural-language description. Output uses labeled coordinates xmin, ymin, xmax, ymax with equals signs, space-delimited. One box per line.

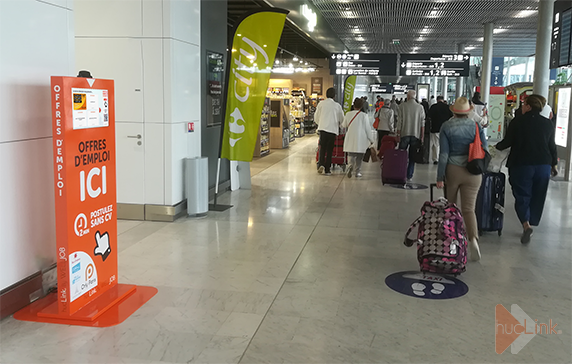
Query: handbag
xmin=412 ymin=141 xmax=425 ymax=164
xmin=363 ymin=148 xmax=371 ymax=162
xmin=369 ymin=146 xmax=378 ymax=162
xmin=373 ymin=117 xmax=380 ymax=129
xmin=467 ymin=123 xmax=491 ymax=175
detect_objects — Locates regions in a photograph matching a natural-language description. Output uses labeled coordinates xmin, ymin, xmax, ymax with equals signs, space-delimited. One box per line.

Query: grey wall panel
xmin=201 ymin=0 xmax=229 ymax=189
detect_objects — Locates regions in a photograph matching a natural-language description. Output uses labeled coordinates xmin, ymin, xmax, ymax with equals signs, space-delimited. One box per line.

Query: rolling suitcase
xmin=316 ymin=134 xmax=347 ymax=170
xmin=476 ymin=172 xmax=505 ymax=236
xmin=381 ymin=149 xmax=408 ymax=185
xmin=378 ymin=135 xmax=398 ymax=160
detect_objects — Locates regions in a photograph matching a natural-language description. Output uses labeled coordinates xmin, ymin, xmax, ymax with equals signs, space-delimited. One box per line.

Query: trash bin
xmin=185 ymin=157 xmax=208 ymax=217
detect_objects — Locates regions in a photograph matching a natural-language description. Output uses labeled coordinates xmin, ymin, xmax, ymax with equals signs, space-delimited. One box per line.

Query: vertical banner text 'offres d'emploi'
xmin=52 ymin=76 xmax=118 ymax=315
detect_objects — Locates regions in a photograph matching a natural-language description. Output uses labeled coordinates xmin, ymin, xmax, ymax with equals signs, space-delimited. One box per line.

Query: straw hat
xmin=450 ymin=97 xmax=473 ymax=115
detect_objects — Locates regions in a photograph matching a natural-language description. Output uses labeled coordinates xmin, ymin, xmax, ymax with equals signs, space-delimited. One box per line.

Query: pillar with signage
xmin=553 ymin=85 xmax=572 ymax=181
xmin=14 ymin=76 xmax=157 ymax=327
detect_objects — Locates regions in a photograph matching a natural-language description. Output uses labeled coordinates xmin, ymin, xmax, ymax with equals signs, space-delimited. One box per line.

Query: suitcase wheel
xmin=478 ymin=230 xmax=483 ymax=236
xmin=498 ymin=230 xmax=502 ymax=236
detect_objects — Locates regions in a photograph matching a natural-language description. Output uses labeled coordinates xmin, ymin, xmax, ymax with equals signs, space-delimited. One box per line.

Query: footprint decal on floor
xmin=431 ymin=283 xmax=445 ymax=295
xmin=411 ymin=283 xmax=426 ymax=296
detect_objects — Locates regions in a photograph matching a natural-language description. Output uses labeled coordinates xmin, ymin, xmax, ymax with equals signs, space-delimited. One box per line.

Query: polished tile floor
xmin=1 ymin=134 xmax=571 ymax=363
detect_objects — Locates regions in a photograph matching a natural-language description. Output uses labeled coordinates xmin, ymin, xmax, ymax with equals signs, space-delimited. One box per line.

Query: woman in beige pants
xmin=436 ymin=97 xmax=488 ymax=261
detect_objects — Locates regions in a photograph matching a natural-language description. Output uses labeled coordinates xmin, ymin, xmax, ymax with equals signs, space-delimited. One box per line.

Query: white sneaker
xmin=318 ymin=166 xmax=325 ymax=174
xmin=469 ymin=238 xmax=481 ymax=261
xmin=347 ymin=165 xmax=353 ymax=178
xmin=356 ymin=172 xmax=363 ymax=178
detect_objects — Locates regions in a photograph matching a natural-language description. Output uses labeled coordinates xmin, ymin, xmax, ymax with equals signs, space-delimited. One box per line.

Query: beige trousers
xmin=445 ymin=164 xmax=482 ymax=241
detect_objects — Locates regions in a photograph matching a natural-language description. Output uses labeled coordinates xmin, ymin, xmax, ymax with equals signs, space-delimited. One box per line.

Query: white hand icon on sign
xmin=94 ymin=231 xmax=111 ymax=261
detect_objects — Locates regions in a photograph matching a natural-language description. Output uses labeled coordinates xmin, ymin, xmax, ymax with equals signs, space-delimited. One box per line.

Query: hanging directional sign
xmin=368 ymin=83 xmax=415 ymax=94
xmin=330 ymin=53 xmax=397 ymax=76
xmin=400 ymin=54 xmax=470 ymax=77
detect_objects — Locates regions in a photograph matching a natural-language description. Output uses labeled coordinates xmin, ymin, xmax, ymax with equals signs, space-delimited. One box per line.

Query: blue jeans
xmin=399 ymin=136 xmax=420 ymax=179
xmin=508 ymin=165 xmax=551 ymax=226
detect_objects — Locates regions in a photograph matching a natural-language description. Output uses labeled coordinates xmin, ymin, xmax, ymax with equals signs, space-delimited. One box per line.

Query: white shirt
xmin=540 ymin=104 xmax=553 ymax=119
xmin=315 ymin=98 xmax=344 ymax=135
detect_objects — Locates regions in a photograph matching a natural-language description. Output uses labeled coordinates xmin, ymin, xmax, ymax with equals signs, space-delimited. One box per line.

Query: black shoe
xmin=433 ymin=161 xmax=439 ymax=165
xmin=521 ymin=228 xmax=533 ymax=244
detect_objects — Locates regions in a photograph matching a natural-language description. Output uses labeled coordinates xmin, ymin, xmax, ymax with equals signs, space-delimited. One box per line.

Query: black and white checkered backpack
xmin=404 ymin=198 xmax=468 ymax=275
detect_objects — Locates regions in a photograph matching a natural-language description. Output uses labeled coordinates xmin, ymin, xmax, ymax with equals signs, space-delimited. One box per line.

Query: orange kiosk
xmin=14 ymin=76 xmax=156 ymax=327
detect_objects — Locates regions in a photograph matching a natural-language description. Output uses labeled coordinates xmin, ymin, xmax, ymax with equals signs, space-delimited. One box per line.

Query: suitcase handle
xmin=430 ymin=183 xmax=447 ymax=201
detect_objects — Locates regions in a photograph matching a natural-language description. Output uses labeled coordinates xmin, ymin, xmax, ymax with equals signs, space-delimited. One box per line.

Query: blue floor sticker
xmin=385 ymin=271 xmax=468 ymax=299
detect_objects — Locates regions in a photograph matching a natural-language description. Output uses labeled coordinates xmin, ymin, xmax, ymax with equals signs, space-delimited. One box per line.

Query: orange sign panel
xmin=51 ymin=76 xmax=117 ymax=315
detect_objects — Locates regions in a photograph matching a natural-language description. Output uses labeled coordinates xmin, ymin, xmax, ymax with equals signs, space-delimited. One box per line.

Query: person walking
xmin=429 ymin=95 xmax=437 ymax=106
xmin=428 ymin=96 xmax=453 ymax=164
xmin=397 ymin=90 xmax=425 ymax=181
xmin=495 ymin=94 xmax=558 ymax=244
xmin=436 ymin=97 xmax=488 ymax=261
xmin=361 ymin=96 xmax=370 ymax=113
xmin=374 ymin=98 xmax=395 ymax=149
xmin=472 ymin=91 xmax=489 ymax=128
xmin=343 ymin=98 xmax=376 ymax=178
xmin=315 ymin=87 xmax=344 ymax=176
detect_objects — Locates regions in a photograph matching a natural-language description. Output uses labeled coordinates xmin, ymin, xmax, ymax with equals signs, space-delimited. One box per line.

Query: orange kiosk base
xmin=14 ymin=284 xmax=157 ymax=327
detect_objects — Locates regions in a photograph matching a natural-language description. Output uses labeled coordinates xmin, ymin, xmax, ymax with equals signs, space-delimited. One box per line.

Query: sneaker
xmin=521 ymin=228 xmax=533 ymax=244
xmin=325 ymin=172 xmax=332 ymax=176
xmin=356 ymin=172 xmax=363 ymax=178
xmin=406 ymin=178 xmax=412 ymax=183
xmin=433 ymin=161 xmax=439 ymax=165
xmin=346 ymin=165 xmax=353 ymax=178
xmin=318 ymin=166 xmax=325 ymax=174
xmin=469 ymin=238 xmax=481 ymax=261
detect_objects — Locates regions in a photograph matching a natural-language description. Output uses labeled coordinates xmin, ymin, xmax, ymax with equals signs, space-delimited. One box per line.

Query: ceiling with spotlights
xmin=309 ymin=0 xmax=542 ymax=56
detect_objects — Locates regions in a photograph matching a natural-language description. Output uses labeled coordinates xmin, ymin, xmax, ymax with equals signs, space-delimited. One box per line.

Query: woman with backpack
xmin=436 ymin=97 xmax=488 ymax=261
xmin=343 ymin=98 xmax=376 ymax=178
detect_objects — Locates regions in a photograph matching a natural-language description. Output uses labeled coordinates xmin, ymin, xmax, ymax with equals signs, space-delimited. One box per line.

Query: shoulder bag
xmin=467 ymin=123 xmax=491 ymax=175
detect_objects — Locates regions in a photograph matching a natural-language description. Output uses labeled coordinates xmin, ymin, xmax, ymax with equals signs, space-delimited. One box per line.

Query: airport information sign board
xmin=329 ymin=53 xmax=397 ymax=76
xmin=400 ymin=53 xmax=470 ymax=77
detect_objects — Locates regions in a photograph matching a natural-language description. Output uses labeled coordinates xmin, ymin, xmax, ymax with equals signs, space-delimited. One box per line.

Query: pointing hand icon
xmin=94 ymin=231 xmax=111 ymax=261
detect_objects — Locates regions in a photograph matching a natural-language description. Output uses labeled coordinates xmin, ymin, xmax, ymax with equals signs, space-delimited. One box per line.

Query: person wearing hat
xmin=495 ymin=94 xmax=558 ymax=244
xmin=373 ymin=98 xmax=395 ymax=150
xmin=436 ymin=96 xmax=488 ymax=261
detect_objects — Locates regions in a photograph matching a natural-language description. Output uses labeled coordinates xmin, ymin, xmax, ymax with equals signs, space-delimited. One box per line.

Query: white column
xmin=433 ymin=77 xmax=439 ymax=97
xmin=533 ymin=0 xmax=555 ymax=97
xmin=456 ymin=43 xmax=465 ymax=98
xmin=443 ymin=76 xmax=448 ymax=101
xmin=481 ymin=23 xmax=494 ymax=106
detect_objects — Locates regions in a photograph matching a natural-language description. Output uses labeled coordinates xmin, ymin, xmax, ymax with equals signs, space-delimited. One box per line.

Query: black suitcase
xmin=476 ymin=172 xmax=506 ymax=236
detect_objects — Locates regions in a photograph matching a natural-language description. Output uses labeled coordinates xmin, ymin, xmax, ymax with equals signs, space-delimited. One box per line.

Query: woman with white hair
xmin=343 ymin=98 xmax=376 ymax=178
xmin=436 ymin=97 xmax=488 ymax=261
xmin=373 ymin=98 xmax=395 ymax=149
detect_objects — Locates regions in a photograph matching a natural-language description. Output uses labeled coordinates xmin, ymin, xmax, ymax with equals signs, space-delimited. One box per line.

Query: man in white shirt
xmin=315 ymin=87 xmax=344 ymax=175
xmin=398 ymin=90 xmax=425 ymax=181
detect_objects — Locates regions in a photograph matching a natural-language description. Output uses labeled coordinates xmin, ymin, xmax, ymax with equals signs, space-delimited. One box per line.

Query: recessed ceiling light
xmin=478 ymin=37 xmax=484 ymax=42
xmin=293 ymin=56 xmax=299 ymax=61
xmin=515 ymin=9 xmax=537 ymax=18
xmin=494 ymin=28 xmax=507 ymax=34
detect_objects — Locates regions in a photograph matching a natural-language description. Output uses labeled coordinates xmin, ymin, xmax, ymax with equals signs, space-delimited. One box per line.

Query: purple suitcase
xmin=381 ymin=149 xmax=408 ymax=185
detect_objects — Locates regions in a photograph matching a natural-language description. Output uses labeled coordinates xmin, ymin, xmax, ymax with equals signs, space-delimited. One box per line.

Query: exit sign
xmin=392 ymin=39 xmax=400 ymax=45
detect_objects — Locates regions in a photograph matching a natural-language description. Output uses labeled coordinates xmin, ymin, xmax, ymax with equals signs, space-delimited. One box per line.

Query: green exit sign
xmin=392 ymin=39 xmax=400 ymax=45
